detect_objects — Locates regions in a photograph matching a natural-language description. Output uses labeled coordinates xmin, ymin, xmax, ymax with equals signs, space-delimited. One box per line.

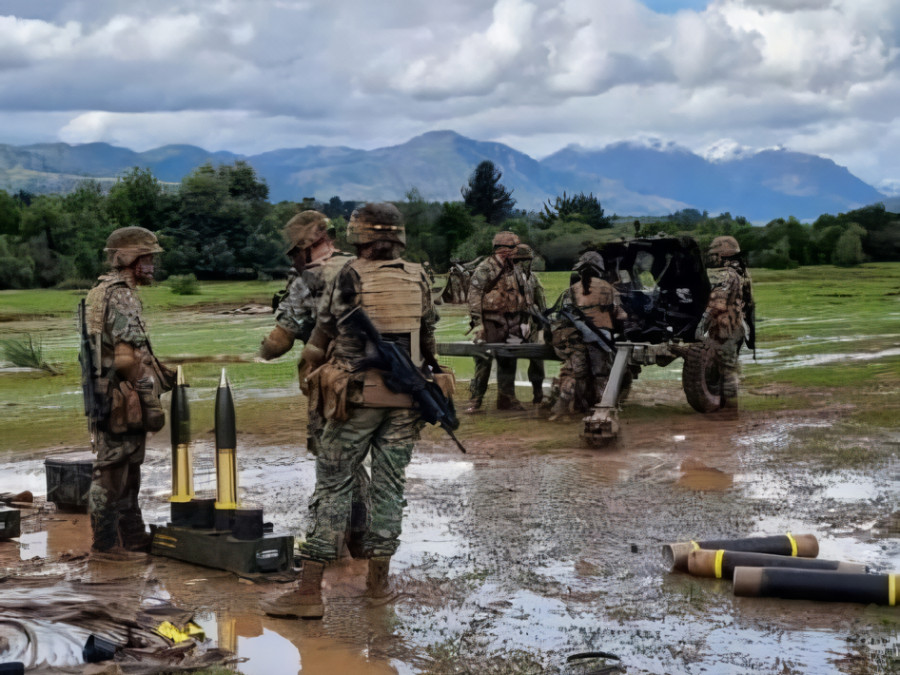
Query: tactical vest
xmin=571 ymin=277 xmax=617 ymax=329
xmin=85 ymin=274 xmax=132 ymax=378
xmin=482 ymin=258 xmax=524 ymax=314
xmin=350 ymin=257 xmax=425 ymax=365
xmin=706 ymin=265 xmax=745 ymax=340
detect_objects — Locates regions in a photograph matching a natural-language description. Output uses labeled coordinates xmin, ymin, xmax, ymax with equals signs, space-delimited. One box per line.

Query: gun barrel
xmin=437 ymin=342 xmax=559 ymax=360
xmin=214 ymin=368 xmax=238 ymax=513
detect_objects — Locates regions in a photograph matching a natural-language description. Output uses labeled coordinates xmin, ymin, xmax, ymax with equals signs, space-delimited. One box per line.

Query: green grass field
xmin=1 ymin=263 xmax=897 ymax=452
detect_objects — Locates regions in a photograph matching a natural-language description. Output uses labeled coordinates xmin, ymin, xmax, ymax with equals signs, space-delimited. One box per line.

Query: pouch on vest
xmin=310 ymin=363 xmax=352 ymax=421
xmin=362 ymin=370 xmax=414 ymax=408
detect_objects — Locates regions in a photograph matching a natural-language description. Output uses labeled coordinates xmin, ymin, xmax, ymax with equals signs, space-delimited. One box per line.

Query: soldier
xmin=84 ymin=227 xmax=173 ymax=562
xmin=466 ymin=231 xmax=527 ymax=412
xmin=512 ymin=244 xmax=547 ymax=404
xmin=550 ymin=251 xmax=627 ymax=420
xmin=695 ymin=236 xmax=754 ymax=414
xmin=257 ymin=211 xmax=368 ymax=555
xmin=261 ymin=203 xmax=437 ymax=619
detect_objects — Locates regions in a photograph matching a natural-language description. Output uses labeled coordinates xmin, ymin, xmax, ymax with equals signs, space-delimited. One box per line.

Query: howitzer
xmin=340 ymin=306 xmax=467 ymax=454
xmin=78 ymin=298 xmax=109 ymax=444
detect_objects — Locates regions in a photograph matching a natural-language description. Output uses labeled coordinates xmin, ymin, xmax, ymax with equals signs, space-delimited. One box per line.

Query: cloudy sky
xmin=1 ymin=0 xmax=899 ymax=193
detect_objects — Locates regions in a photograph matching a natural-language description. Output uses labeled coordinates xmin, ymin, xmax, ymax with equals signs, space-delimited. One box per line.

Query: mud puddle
xmin=2 ymin=410 xmax=899 ymax=674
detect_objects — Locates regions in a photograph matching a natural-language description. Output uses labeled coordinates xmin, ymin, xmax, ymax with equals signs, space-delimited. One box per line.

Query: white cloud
xmin=0 ymin=0 xmax=898 ymax=188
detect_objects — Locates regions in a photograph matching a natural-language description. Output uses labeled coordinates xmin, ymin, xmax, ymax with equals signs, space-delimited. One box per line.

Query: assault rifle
xmin=340 ymin=306 xmax=467 ymax=454
xmin=78 ymin=299 xmax=109 ymax=443
xmin=556 ymin=305 xmax=616 ymax=354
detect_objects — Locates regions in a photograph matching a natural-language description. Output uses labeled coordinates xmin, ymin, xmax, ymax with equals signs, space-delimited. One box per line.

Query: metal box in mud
xmin=44 ymin=450 xmax=94 ymax=512
xmin=150 ymin=524 xmax=293 ymax=575
xmin=0 ymin=506 xmax=21 ymax=539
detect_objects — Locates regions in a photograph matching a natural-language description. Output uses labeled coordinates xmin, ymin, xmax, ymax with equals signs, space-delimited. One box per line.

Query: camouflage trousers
xmin=552 ymin=330 xmax=613 ymax=413
xmin=710 ymin=335 xmax=743 ymax=401
xmin=307 ymin=406 xmax=369 ymax=554
xmin=89 ymin=430 xmax=147 ymax=552
xmin=300 ymin=406 xmax=423 ymax=562
xmin=470 ymin=354 xmax=517 ymax=401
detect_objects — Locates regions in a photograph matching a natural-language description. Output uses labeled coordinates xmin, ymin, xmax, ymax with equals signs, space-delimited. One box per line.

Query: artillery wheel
xmin=682 ymin=343 xmax=722 ymax=413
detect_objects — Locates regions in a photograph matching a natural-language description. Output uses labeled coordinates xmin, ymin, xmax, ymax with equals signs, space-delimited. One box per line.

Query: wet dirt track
xmin=1 ymin=386 xmax=899 ymax=674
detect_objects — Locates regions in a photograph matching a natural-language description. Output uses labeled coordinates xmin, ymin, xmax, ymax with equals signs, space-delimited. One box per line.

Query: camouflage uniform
xmin=551 ymin=253 xmax=627 ymax=416
xmin=467 ymin=236 xmax=527 ymax=408
xmin=299 ymin=240 xmax=437 ymax=564
xmin=697 ymin=236 xmax=753 ymax=409
xmin=85 ymin=269 xmax=166 ymax=552
xmin=514 ymin=245 xmax=547 ymax=403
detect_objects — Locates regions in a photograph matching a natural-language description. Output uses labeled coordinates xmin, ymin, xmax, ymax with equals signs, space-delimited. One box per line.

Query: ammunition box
xmin=0 ymin=506 xmax=21 ymax=539
xmin=45 ymin=450 xmax=94 ymax=512
xmin=150 ymin=524 xmax=293 ymax=575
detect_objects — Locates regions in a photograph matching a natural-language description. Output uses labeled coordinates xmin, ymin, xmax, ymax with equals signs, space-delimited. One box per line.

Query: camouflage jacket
xmin=316 ymin=257 xmax=438 ymax=372
xmin=558 ymin=277 xmax=626 ymax=331
xmin=467 ymin=255 xmax=525 ymax=326
xmin=705 ymin=260 xmax=751 ymax=341
xmin=274 ymin=252 xmax=355 ymax=343
xmin=85 ymin=271 xmax=154 ymax=393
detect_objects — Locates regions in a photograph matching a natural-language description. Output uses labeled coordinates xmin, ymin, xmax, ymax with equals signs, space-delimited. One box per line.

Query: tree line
xmin=0 ymin=159 xmax=897 ymax=289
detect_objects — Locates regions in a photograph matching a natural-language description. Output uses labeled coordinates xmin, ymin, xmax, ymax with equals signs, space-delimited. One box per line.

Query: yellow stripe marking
xmin=715 ymin=550 xmax=725 ymax=579
xmin=786 ymin=532 xmax=798 ymax=557
xmin=155 ymin=534 xmax=177 ymax=542
xmin=889 ymin=574 xmax=896 ymax=606
xmin=691 ymin=540 xmax=700 ymax=551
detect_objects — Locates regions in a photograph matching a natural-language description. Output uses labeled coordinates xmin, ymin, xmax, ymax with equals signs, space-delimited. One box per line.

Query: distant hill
xmin=0 ymin=131 xmax=887 ymax=221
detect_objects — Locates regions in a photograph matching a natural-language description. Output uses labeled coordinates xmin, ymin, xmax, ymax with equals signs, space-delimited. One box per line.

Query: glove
xmin=259 ymin=325 xmax=295 ymax=361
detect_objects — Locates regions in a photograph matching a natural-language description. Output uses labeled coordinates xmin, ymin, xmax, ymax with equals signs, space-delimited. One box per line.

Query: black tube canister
xmin=734 ymin=567 xmax=899 ymax=606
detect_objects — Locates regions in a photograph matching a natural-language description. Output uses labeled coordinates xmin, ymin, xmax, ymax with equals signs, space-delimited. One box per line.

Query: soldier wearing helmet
xmin=695 ymin=236 xmax=754 ymax=414
xmin=465 ymin=230 xmax=529 ymax=411
xmin=512 ymin=244 xmax=548 ymax=404
xmin=83 ymin=227 xmax=174 ymax=562
xmin=262 ymin=203 xmax=439 ymax=620
xmin=549 ymin=250 xmax=628 ymax=420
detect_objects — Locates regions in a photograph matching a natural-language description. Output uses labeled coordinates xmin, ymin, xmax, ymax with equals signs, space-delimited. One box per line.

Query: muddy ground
xmin=1 ymin=374 xmax=898 ymax=675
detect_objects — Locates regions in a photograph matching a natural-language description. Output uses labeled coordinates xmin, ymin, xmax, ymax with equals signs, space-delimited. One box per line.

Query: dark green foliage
xmin=832 ymin=224 xmax=866 ymax=267
xmin=0 ymin=190 xmax=21 ymax=236
xmin=539 ymin=191 xmax=611 ymax=230
xmin=461 ymin=160 xmax=515 ymax=225
xmin=168 ymin=273 xmax=201 ymax=295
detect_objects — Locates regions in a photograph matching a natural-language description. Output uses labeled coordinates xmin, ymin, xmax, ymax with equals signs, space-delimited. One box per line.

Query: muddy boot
xmin=261 ymin=561 xmax=325 ymax=619
xmin=89 ymin=546 xmax=148 ymax=563
xmin=547 ymin=397 xmax=571 ymax=422
xmin=464 ymin=398 xmax=482 ymax=414
xmin=365 ymin=556 xmax=394 ymax=600
xmin=122 ymin=527 xmax=153 ymax=553
xmin=496 ymin=394 xmax=525 ymax=411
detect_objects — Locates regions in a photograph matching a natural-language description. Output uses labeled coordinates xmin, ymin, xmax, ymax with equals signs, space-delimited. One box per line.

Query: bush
xmin=55 ymin=278 xmax=95 ymax=290
xmin=168 ymin=274 xmax=200 ymax=295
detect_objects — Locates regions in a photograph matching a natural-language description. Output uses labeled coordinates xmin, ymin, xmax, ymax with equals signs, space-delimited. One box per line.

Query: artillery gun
xmin=582 ymin=234 xmax=719 ymax=445
xmin=436 ymin=235 xmax=733 ymax=446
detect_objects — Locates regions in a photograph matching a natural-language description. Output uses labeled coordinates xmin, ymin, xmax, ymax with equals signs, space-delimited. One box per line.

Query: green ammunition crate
xmin=150 ymin=524 xmax=294 ymax=575
xmin=45 ymin=450 xmax=94 ymax=512
xmin=0 ymin=506 xmax=21 ymax=539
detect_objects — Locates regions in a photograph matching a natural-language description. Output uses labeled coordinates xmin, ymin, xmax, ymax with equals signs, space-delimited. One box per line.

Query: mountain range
xmin=0 ymin=130 xmax=889 ymax=222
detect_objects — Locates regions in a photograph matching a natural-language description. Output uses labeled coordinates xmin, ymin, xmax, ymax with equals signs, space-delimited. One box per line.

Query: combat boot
xmin=260 ymin=560 xmax=325 ymax=619
xmin=365 ymin=556 xmax=394 ymax=600
xmin=464 ymin=398 xmax=482 ymax=413
xmin=496 ymin=394 xmax=525 ymax=411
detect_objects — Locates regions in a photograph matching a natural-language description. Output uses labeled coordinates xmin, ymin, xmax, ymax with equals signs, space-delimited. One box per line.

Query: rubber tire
xmin=682 ymin=343 xmax=723 ymax=413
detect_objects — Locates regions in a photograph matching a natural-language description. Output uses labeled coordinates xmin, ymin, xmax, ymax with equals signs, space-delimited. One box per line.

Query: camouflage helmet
xmin=283 ymin=210 xmax=330 ymax=254
xmin=575 ymin=250 xmax=605 ymax=276
xmin=709 ymin=236 xmax=740 ymax=258
xmin=512 ymin=244 xmax=534 ymax=260
xmin=104 ymin=226 xmax=163 ymax=268
xmin=492 ymin=231 xmax=520 ymax=248
xmin=346 ymin=203 xmax=406 ymax=245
